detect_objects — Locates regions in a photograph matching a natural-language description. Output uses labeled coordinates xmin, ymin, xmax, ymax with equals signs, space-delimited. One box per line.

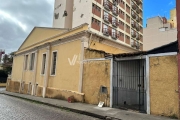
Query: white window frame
xmin=50 ymin=50 xmax=58 ymax=76
xmin=41 ymin=53 xmax=47 ymax=75
xmin=29 ymin=52 xmax=35 ymax=71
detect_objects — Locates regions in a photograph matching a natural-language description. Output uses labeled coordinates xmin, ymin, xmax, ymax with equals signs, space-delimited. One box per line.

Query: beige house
xmin=6 ymin=23 xmax=136 ymax=105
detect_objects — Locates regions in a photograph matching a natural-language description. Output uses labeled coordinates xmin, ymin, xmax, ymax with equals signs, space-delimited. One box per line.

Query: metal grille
xmin=113 ymin=59 xmax=146 ymax=112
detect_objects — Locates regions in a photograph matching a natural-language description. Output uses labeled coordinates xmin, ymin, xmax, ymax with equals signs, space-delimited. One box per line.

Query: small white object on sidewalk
xmin=98 ymin=101 xmax=104 ymax=107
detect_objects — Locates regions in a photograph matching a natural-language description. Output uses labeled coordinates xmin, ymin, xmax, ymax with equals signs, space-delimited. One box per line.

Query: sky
xmin=0 ymin=0 xmax=176 ymax=54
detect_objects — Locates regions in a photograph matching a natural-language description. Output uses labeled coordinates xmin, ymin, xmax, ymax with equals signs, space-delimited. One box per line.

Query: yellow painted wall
xmin=150 ymin=55 xmax=179 ymax=118
xmin=83 ymin=49 xmax=111 ymax=106
xmin=35 ymin=48 xmax=47 ymax=87
xmin=89 ymin=40 xmax=131 ymax=54
xmin=47 ymin=40 xmax=81 ymax=91
xmin=19 ymin=28 xmax=67 ymax=50
xmin=11 ymin=55 xmax=24 ymax=82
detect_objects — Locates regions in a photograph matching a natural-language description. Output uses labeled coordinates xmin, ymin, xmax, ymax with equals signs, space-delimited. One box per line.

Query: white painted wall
xmin=53 ymin=0 xmax=73 ymax=28
xmin=72 ymin=0 xmax=92 ymax=29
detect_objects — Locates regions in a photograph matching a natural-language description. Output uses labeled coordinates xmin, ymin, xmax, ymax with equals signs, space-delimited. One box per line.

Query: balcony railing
xmin=131 ymin=2 xmax=136 ymax=10
xmin=136 ymin=8 xmax=140 ymax=14
xmin=104 ymin=15 xmax=109 ymax=23
xmin=131 ymin=31 xmax=136 ymax=38
xmin=103 ymin=28 xmax=109 ymax=36
xmin=104 ymin=2 xmax=110 ymax=11
xmin=111 ymin=32 xmax=117 ymax=39
xmin=131 ymin=11 xmax=136 ymax=19
xmin=131 ymin=21 xmax=135 ymax=28
xmin=136 ymin=15 xmax=139 ymax=22
xmin=112 ymin=6 xmax=118 ymax=16
xmin=112 ymin=20 xmax=118 ymax=27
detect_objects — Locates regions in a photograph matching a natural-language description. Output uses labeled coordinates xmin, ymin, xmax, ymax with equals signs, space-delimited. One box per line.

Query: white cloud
xmin=0 ymin=10 xmax=27 ymax=31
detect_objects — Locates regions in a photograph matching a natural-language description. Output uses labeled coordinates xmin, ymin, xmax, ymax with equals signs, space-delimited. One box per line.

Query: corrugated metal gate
xmin=113 ymin=59 xmax=146 ymax=112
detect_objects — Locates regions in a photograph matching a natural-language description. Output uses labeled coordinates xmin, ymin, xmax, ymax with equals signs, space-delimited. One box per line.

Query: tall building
xmin=143 ymin=9 xmax=177 ymax=50
xmin=53 ymin=0 xmax=143 ymax=50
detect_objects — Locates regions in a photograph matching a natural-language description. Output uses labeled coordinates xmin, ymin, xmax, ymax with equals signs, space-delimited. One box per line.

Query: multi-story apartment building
xmin=53 ymin=0 xmax=143 ymax=50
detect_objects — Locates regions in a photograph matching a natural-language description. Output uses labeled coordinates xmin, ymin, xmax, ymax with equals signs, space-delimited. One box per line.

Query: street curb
xmin=0 ymin=92 xmax=121 ymax=120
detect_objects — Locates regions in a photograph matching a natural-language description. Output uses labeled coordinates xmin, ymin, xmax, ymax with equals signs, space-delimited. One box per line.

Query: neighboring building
xmin=53 ymin=0 xmax=143 ymax=50
xmin=143 ymin=15 xmax=177 ymax=50
xmin=168 ymin=8 xmax=177 ymax=28
xmin=0 ymin=63 xmax=3 ymax=70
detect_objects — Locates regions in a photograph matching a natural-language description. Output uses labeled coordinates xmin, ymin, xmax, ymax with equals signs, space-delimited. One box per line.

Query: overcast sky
xmin=0 ymin=0 xmax=54 ymax=54
xmin=0 ymin=0 xmax=176 ymax=54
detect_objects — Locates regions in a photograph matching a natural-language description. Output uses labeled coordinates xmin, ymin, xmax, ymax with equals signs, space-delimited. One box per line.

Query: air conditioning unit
xmin=112 ymin=22 xmax=117 ymax=26
xmin=136 ymin=42 xmax=140 ymax=49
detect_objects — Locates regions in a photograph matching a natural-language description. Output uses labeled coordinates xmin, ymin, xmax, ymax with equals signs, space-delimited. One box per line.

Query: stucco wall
xmin=11 ymin=55 xmax=24 ymax=82
xmin=82 ymin=59 xmax=111 ymax=106
xmin=150 ymin=55 xmax=179 ymax=117
xmin=6 ymin=80 xmax=20 ymax=93
xmin=47 ymin=40 xmax=81 ymax=92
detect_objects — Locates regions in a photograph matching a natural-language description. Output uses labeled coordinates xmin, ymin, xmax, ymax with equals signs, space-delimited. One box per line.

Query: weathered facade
xmin=7 ymin=24 xmax=136 ymax=108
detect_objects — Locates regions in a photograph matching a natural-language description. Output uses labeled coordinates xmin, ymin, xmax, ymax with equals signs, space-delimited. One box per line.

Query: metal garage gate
xmin=113 ymin=59 xmax=146 ymax=112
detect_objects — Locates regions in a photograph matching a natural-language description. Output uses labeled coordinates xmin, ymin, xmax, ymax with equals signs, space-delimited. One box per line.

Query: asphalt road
xmin=0 ymin=93 xmax=99 ymax=120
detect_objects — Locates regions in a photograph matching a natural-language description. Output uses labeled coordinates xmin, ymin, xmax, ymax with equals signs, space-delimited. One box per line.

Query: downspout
xmin=32 ymin=50 xmax=38 ymax=95
xmin=146 ymin=55 xmax=150 ymax=114
xmin=43 ymin=45 xmax=50 ymax=98
xmin=110 ymin=57 xmax=113 ymax=108
xmin=19 ymin=55 xmax=26 ymax=93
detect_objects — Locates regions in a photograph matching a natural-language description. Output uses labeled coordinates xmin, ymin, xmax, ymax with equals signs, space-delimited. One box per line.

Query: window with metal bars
xmin=51 ymin=51 xmax=57 ymax=75
xmin=41 ymin=53 xmax=46 ymax=75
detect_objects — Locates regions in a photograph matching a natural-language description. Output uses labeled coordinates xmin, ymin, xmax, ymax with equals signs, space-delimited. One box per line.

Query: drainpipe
xmin=43 ymin=45 xmax=50 ymax=98
xmin=32 ymin=50 xmax=38 ymax=95
xmin=110 ymin=57 xmax=113 ymax=108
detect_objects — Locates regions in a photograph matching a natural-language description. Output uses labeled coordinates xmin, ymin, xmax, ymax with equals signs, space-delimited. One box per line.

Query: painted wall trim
xmin=83 ymin=58 xmax=107 ymax=62
xmin=43 ymin=46 xmax=51 ymax=98
xmin=78 ymin=38 xmax=85 ymax=93
xmin=32 ymin=50 xmax=38 ymax=95
xmin=115 ymin=56 xmax=146 ymax=61
xmin=148 ymin=52 xmax=177 ymax=57
xmin=146 ymin=55 xmax=150 ymax=114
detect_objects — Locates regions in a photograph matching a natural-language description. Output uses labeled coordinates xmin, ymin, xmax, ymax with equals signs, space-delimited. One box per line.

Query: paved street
xmin=0 ymin=94 xmax=98 ymax=120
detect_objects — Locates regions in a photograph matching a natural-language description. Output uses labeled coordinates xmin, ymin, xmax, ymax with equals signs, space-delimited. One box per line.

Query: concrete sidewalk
xmin=0 ymin=90 xmax=175 ymax=120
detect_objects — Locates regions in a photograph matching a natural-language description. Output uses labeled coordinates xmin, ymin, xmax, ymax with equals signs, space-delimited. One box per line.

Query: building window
xmin=24 ymin=55 xmax=28 ymax=70
xmin=41 ymin=53 xmax=46 ymax=75
xmin=29 ymin=53 xmax=35 ymax=70
xmin=51 ymin=51 xmax=57 ymax=75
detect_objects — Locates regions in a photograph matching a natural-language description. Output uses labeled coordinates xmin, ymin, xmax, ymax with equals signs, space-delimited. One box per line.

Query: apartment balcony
xmin=104 ymin=1 xmax=110 ymax=11
xmin=111 ymin=32 xmax=117 ymax=39
xmin=112 ymin=20 xmax=118 ymax=27
xmin=131 ymin=11 xmax=136 ymax=19
xmin=131 ymin=2 xmax=136 ymax=10
xmin=131 ymin=40 xmax=136 ymax=47
xmin=136 ymin=25 xmax=140 ymax=31
xmin=131 ymin=21 xmax=135 ymax=28
xmin=112 ymin=7 xmax=118 ymax=16
xmin=136 ymin=42 xmax=140 ymax=49
xmin=112 ymin=0 xmax=118 ymax=5
xmin=103 ymin=28 xmax=109 ymax=36
xmin=136 ymin=0 xmax=141 ymax=5
xmin=136 ymin=33 xmax=140 ymax=40
xmin=131 ymin=30 xmax=136 ymax=38
xmin=136 ymin=15 xmax=139 ymax=22
xmin=103 ymin=15 xmax=109 ymax=23
xmin=136 ymin=8 xmax=140 ymax=14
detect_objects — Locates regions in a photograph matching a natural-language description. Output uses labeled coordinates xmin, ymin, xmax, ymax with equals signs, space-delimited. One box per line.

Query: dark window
xmin=51 ymin=52 xmax=57 ymax=75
